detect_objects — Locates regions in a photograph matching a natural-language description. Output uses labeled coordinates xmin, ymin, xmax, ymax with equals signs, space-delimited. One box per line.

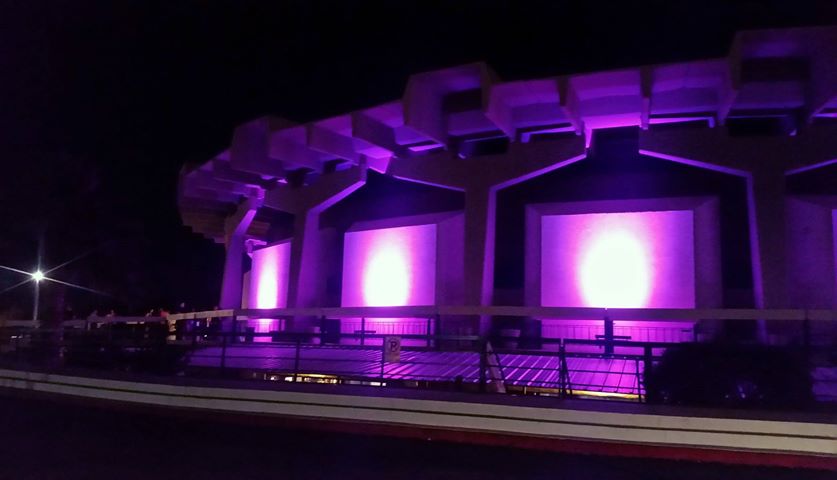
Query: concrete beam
xmin=191 ymin=170 xmax=251 ymax=196
xmin=386 ymin=151 xmax=468 ymax=191
xmin=220 ymin=192 xmax=264 ymax=310
xmin=637 ymin=126 xmax=837 ymax=326
xmin=481 ymin=140 xmax=588 ymax=189
xmin=306 ymin=124 xmax=360 ymax=164
xmin=718 ymin=52 xmax=741 ymax=126
xmin=557 ymin=77 xmax=584 ymax=136
xmin=784 ymin=123 xmax=837 ymax=174
xmin=403 ymin=63 xmax=496 ymax=146
xmin=484 ymin=91 xmax=515 ymax=139
xmin=351 ymin=112 xmax=405 ymax=157
xmin=230 ymin=118 xmax=287 ymax=178
xmin=639 ymin=66 xmax=653 ymax=130
xmin=270 ymin=135 xmax=324 ymax=171
xmin=264 ymin=164 xmax=367 ymax=214
xmin=211 ymin=160 xmax=273 ymax=187
xmin=388 ymin=137 xmax=587 ymax=334
xmin=640 ymin=124 xmax=837 ymax=175
xmin=270 ymin=165 xmax=368 ymax=309
xmin=388 ymin=137 xmax=587 ymax=192
xmin=403 ymin=75 xmax=447 ymax=145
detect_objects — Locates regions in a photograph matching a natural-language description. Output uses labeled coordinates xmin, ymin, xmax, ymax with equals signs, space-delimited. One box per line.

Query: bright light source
xmin=579 ymin=230 xmax=650 ymax=308
xmin=31 ymin=270 xmax=44 ymax=283
xmin=363 ymin=245 xmax=410 ymax=307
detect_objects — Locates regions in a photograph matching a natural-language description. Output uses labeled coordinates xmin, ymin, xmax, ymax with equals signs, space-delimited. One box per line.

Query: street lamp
xmin=31 ymin=270 xmax=43 ymax=324
xmin=1 ymin=252 xmax=107 ymax=327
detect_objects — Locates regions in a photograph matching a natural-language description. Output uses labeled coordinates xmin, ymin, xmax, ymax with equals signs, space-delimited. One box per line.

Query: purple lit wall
xmin=342 ymin=224 xmax=437 ymax=307
xmin=541 ymin=210 xmax=695 ymax=308
xmin=246 ymin=241 xmax=291 ymax=334
xmin=786 ymin=198 xmax=837 ymax=308
xmin=526 ymin=197 xmax=722 ymax=310
xmin=339 ymin=212 xmax=465 ymax=342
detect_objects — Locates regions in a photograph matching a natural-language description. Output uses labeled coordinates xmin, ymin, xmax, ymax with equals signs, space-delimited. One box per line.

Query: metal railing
xmin=0 ymin=306 xmax=835 ymax=405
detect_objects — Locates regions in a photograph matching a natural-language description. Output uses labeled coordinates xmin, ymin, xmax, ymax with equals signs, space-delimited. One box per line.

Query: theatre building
xmin=178 ymin=26 xmax=837 ymax=348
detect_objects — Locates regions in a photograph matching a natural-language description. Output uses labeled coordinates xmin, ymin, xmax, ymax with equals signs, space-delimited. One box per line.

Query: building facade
xmin=179 ymin=26 xmax=837 ymax=342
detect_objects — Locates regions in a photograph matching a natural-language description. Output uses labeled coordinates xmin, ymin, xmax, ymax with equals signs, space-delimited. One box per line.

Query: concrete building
xmin=178 ymin=26 xmax=837 ymax=343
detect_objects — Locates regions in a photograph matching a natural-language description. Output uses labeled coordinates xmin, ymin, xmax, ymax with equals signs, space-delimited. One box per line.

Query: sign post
xmin=384 ymin=336 xmax=401 ymax=363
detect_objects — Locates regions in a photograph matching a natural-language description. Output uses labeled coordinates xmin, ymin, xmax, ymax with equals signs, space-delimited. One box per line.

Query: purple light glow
xmin=363 ymin=245 xmax=410 ymax=306
xmin=342 ymin=224 xmax=437 ymax=307
xmin=579 ymin=230 xmax=650 ymax=307
xmin=542 ymin=210 xmax=695 ymax=308
xmin=339 ymin=317 xmax=433 ymax=346
xmin=248 ymin=242 xmax=291 ymax=335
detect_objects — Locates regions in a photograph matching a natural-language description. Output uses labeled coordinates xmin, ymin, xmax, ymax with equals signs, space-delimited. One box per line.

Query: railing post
xmin=803 ymin=313 xmax=811 ymax=351
xmin=380 ymin=342 xmax=385 ymax=381
xmin=293 ymin=336 xmax=301 ymax=383
xmin=479 ymin=339 xmax=487 ymax=393
xmin=635 ymin=359 xmax=642 ymax=402
xmin=220 ymin=333 xmax=227 ymax=374
xmin=603 ymin=315 xmax=614 ymax=355
xmin=360 ymin=317 xmax=365 ymax=346
xmin=642 ymin=345 xmax=653 ymax=403
xmin=426 ymin=316 xmax=432 ymax=349
xmin=107 ymin=323 xmax=115 ymax=368
xmin=559 ymin=340 xmax=567 ymax=399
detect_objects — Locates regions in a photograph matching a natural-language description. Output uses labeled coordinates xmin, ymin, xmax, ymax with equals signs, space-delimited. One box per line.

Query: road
xmin=0 ymin=394 xmax=828 ymax=480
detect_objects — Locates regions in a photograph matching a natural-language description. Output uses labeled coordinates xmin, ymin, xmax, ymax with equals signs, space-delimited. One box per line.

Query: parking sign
xmin=384 ymin=336 xmax=401 ymax=362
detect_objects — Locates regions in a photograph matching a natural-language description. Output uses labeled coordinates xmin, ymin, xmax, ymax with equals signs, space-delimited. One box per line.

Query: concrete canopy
xmin=177 ymin=26 xmax=837 ymax=314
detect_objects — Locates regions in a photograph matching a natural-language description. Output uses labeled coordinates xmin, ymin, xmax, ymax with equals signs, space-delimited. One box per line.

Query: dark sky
xmin=1 ymin=1 xmax=835 ymax=317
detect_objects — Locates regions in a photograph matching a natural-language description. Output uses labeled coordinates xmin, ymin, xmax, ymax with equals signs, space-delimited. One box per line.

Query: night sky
xmin=1 ymin=1 xmax=834 ymax=318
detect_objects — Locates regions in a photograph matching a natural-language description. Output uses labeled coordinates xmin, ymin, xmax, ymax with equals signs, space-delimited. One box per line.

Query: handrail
xmin=166 ymin=306 xmax=837 ymax=322
xmin=85 ymin=316 xmax=167 ymax=324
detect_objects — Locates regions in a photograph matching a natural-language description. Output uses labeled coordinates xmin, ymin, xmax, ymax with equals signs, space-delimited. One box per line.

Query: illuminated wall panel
xmin=247 ymin=241 xmax=291 ymax=335
xmin=541 ymin=210 xmax=695 ymax=308
xmin=341 ymin=224 xmax=437 ymax=307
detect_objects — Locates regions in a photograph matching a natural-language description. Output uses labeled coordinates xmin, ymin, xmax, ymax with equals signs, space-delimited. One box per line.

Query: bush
xmin=644 ymin=343 xmax=814 ymax=409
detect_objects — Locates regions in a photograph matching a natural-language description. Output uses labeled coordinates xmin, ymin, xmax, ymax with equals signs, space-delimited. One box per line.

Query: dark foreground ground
xmin=0 ymin=394 xmax=830 ymax=480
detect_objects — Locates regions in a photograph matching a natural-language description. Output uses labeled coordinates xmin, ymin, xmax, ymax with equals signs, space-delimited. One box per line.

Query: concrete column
xmin=264 ymin=166 xmax=367 ymax=320
xmin=786 ymin=197 xmax=837 ymax=308
xmin=219 ymin=195 xmax=262 ymax=309
xmin=463 ymin=187 xmax=496 ymax=335
xmin=286 ymin=211 xmax=321 ymax=309
xmin=220 ymin=234 xmax=247 ymax=309
xmin=746 ymin=168 xmax=788 ymax=311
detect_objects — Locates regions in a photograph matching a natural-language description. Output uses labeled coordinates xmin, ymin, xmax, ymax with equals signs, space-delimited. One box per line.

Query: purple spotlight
xmin=363 ymin=244 xmax=410 ymax=306
xmin=542 ymin=210 xmax=695 ymax=308
xmin=342 ymin=224 xmax=436 ymax=307
xmin=580 ymin=230 xmax=650 ymax=308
